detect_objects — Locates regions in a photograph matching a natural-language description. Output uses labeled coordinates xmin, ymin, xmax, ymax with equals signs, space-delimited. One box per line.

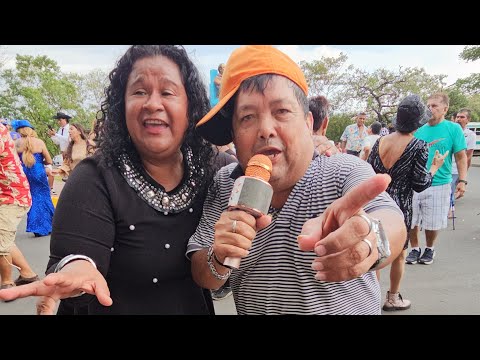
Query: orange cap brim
xmin=196 ymin=83 xmax=240 ymax=145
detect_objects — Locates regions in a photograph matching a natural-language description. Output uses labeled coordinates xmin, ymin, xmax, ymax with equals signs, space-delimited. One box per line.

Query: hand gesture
xmin=431 ymin=149 xmax=449 ymax=168
xmin=0 ymin=260 xmax=112 ymax=315
xmin=297 ymin=174 xmax=393 ymax=282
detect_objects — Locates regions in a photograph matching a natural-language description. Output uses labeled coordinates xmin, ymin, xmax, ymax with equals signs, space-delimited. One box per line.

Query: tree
xmin=454 ymin=46 xmax=480 ymax=95
xmin=445 ymin=88 xmax=469 ymax=119
xmin=300 ymin=53 xmax=355 ymax=112
xmin=2 ymin=54 xmax=84 ymax=155
xmin=348 ymin=67 xmax=446 ymax=124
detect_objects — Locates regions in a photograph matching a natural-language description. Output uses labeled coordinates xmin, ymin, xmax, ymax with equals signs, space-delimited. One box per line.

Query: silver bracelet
xmin=207 ymin=246 xmax=232 ymax=281
xmin=54 ymin=254 xmax=97 ymax=298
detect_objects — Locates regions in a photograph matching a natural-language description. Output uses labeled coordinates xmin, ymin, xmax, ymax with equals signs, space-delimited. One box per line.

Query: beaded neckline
xmin=117 ymin=147 xmax=204 ymax=215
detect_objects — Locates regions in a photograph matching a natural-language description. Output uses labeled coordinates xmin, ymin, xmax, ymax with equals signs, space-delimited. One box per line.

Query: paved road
xmin=2 ymin=159 xmax=479 ymax=315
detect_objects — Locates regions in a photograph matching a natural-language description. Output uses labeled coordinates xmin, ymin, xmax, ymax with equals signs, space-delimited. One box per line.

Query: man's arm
xmin=466 ymin=149 xmax=474 ymax=169
xmin=454 ymin=149 xmax=467 ymax=198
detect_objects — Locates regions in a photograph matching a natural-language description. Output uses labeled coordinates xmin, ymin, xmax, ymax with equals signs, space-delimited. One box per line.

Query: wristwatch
xmin=458 ymin=179 xmax=468 ymax=185
xmin=369 ymin=218 xmax=391 ymax=271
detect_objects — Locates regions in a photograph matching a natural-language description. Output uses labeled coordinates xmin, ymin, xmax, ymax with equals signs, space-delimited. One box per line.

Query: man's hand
xmin=297 ymin=174 xmax=393 ymax=282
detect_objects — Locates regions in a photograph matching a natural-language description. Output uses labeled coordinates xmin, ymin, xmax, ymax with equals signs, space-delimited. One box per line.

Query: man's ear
xmin=319 ymin=116 xmax=329 ymax=136
xmin=306 ymin=111 xmax=314 ymax=133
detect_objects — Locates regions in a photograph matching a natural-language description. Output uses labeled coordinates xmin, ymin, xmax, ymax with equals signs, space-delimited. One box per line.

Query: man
xmin=448 ymin=108 xmax=476 ymax=218
xmin=340 ymin=112 xmax=368 ymax=156
xmin=0 ymin=123 xmax=39 ymax=299
xmin=48 ymin=112 xmax=71 ymax=182
xmin=452 ymin=109 xmax=475 ymax=185
xmin=407 ymin=93 xmax=467 ymax=265
xmin=48 ymin=112 xmax=71 ymax=157
xmin=309 ymin=95 xmax=337 ymax=156
xmin=359 ymin=121 xmax=381 ymax=160
xmin=188 ymin=45 xmax=406 ymax=315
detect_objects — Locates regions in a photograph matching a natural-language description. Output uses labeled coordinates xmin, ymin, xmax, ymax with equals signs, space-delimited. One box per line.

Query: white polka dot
xmin=189 ymin=208 xmax=194 ymax=213
xmin=165 ymin=244 xmax=170 ymax=249
xmin=164 ymin=211 xmax=168 ymax=215
xmin=129 ymin=225 xmax=135 ymax=230
xmin=152 ymin=278 xmax=158 ymax=283
xmin=110 ymin=247 xmax=114 ymax=252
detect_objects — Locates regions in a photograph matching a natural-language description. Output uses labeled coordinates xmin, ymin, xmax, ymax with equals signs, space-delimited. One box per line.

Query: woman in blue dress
xmin=13 ymin=120 xmax=55 ymax=237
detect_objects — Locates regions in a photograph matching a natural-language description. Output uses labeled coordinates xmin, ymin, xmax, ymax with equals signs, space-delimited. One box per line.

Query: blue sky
xmin=2 ymin=45 xmax=479 ymax=88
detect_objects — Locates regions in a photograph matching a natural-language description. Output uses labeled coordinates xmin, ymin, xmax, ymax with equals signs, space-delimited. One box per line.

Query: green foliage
xmin=300 ymin=53 xmax=355 ymax=112
xmin=446 ymin=88 xmax=469 ymax=118
xmin=459 ymin=46 xmax=480 ymax=62
xmin=455 ymin=46 xmax=480 ymax=95
xmin=466 ymin=94 xmax=480 ymax=121
xmin=325 ymin=114 xmax=355 ymax=143
xmin=348 ymin=67 xmax=446 ymax=124
xmin=1 ymin=54 xmax=105 ymax=156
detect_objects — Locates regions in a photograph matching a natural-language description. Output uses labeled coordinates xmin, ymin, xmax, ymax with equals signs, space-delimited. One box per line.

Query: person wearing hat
xmin=13 ymin=120 xmax=55 ymax=238
xmin=367 ymin=94 xmax=448 ymax=311
xmin=48 ymin=112 xmax=71 ymax=157
xmin=187 ymin=45 xmax=407 ymax=315
xmin=0 ymin=122 xmax=40 ymax=296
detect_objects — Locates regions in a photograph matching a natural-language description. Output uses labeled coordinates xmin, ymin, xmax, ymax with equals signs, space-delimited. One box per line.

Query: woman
xmin=0 ymin=45 xmax=218 ymax=314
xmin=367 ymin=95 xmax=447 ymax=311
xmin=53 ymin=123 xmax=94 ymax=178
xmin=14 ymin=120 xmax=55 ymax=237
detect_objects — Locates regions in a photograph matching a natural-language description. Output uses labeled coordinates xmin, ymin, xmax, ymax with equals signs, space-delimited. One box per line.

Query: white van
xmin=466 ymin=122 xmax=480 ymax=153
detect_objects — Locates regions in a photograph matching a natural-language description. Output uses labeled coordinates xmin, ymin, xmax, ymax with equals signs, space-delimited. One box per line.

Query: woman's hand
xmin=0 ymin=260 xmax=112 ymax=315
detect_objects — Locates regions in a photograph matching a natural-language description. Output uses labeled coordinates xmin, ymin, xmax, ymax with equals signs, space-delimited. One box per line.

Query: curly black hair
xmin=95 ymin=45 xmax=216 ymax=197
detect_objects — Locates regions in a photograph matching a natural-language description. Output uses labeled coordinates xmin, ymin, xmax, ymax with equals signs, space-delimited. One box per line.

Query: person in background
xmin=360 ymin=121 xmax=381 ymax=160
xmin=340 ymin=112 xmax=368 ymax=156
xmin=0 ymin=45 xmax=220 ymax=314
xmin=214 ymin=63 xmax=225 ymax=100
xmin=379 ymin=122 xmax=389 ymax=137
xmin=14 ymin=120 xmax=55 ymax=237
xmin=1 ymin=119 xmax=21 ymax=140
xmin=0 ymin=122 xmax=39 ymax=299
xmin=367 ymin=95 xmax=447 ymax=311
xmin=53 ymin=123 xmax=95 ymax=179
xmin=188 ymin=45 xmax=406 ymax=315
xmin=407 ymin=93 xmax=467 ymax=265
xmin=448 ymin=108 xmax=476 ymax=218
xmin=48 ymin=112 xmax=71 ymax=157
xmin=309 ymin=95 xmax=338 ymax=156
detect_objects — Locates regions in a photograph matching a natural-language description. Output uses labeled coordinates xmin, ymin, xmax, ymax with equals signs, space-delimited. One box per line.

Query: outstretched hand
xmin=0 ymin=260 xmax=112 ymax=314
xmin=297 ymin=174 xmax=392 ymax=282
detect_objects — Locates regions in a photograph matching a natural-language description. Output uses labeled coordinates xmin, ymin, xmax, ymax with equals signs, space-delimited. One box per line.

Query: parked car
xmin=466 ymin=122 xmax=480 ymax=155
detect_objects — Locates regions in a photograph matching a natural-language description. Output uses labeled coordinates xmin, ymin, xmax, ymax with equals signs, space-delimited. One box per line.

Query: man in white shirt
xmin=48 ymin=112 xmax=71 ymax=182
xmin=450 ymin=108 xmax=475 ymax=205
xmin=48 ymin=112 xmax=71 ymax=156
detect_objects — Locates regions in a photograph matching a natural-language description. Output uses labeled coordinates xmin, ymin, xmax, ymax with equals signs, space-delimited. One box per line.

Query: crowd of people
xmin=0 ymin=45 xmax=474 ymax=315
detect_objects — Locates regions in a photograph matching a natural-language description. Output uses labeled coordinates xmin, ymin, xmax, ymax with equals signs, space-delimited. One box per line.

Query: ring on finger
xmin=362 ymin=238 xmax=373 ymax=257
xmin=352 ymin=214 xmax=373 ymax=236
xmin=232 ymin=220 xmax=237 ymax=234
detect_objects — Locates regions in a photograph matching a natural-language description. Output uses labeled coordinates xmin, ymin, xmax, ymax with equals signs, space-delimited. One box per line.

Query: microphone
xmin=223 ymin=154 xmax=273 ymax=269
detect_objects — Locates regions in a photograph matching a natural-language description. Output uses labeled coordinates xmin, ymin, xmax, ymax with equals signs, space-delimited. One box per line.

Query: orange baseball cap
xmin=196 ymin=45 xmax=308 ymax=145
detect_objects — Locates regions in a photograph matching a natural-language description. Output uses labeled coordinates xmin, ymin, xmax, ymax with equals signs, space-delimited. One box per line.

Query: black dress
xmin=48 ymin=153 xmax=214 ymax=315
xmin=367 ymin=137 xmax=433 ymax=246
